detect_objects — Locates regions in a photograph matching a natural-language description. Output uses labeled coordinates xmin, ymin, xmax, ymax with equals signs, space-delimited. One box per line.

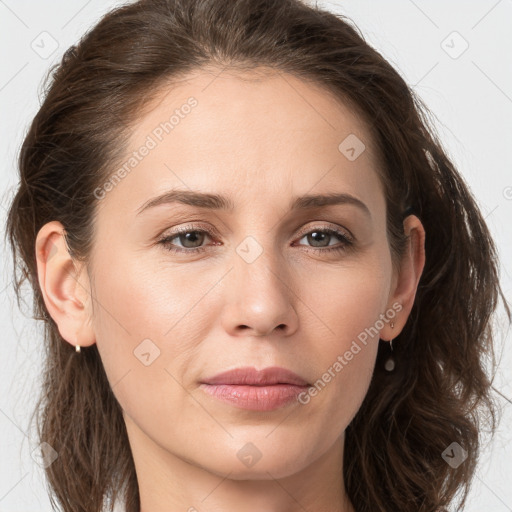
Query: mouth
xmin=199 ymin=366 xmax=310 ymax=411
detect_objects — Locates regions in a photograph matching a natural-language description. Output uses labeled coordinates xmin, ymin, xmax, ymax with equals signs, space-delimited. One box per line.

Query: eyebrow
xmin=136 ymin=189 xmax=371 ymax=219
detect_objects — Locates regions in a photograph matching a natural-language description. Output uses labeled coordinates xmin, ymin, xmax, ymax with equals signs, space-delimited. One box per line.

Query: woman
xmin=5 ymin=0 xmax=509 ymax=511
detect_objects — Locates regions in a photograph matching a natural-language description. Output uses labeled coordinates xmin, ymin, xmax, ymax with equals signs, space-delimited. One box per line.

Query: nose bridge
xmin=220 ymin=232 xmax=299 ymax=337
xmin=231 ymin=197 xmax=299 ymax=292
xmin=234 ymin=232 xmax=289 ymax=304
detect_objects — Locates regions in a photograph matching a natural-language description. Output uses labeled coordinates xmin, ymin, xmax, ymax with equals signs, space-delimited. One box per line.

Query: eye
xmin=294 ymin=226 xmax=353 ymax=254
xmin=157 ymin=226 xmax=215 ymax=254
xmin=157 ymin=224 xmax=354 ymax=255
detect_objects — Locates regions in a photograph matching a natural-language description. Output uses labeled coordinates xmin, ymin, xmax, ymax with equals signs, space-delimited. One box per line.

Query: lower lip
xmin=200 ymin=383 xmax=309 ymax=411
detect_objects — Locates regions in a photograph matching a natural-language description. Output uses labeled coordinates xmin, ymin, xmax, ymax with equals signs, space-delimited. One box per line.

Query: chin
xmin=207 ymin=449 xmax=307 ymax=480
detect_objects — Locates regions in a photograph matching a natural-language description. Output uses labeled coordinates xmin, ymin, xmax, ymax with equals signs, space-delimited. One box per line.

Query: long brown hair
xmin=5 ymin=0 xmax=510 ymax=511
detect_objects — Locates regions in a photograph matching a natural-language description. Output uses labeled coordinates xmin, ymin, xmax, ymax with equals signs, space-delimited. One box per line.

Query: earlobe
xmin=35 ymin=221 xmax=96 ymax=349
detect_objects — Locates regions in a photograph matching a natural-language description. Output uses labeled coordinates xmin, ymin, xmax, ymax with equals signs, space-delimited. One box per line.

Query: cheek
xmin=299 ymin=253 xmax=391 ymax=346
xmin=88 ymin=252 xmax=200 ymax=406
xmin=91 ymin=247 xmax=204 ymax=345
xmin=294 ymin=257 xmax=390 ymax=423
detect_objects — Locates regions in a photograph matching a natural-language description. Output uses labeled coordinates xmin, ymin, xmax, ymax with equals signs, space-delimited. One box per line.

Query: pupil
xmin=309 ymin=231 xmax=328 ymax=247
xmin=182 ymin=231 xmax=203 ymax=248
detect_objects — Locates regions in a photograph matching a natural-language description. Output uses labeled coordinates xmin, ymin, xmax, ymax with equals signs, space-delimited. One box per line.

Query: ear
xmin=381 ymin=214 xmax=426 ymax=341
xmin=35 ymin=221 xmax=96 ymax=349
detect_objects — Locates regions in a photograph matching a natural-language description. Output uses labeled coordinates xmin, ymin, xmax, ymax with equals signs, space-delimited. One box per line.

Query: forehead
xmin=98 ymin=66 xmax=385 ymax=219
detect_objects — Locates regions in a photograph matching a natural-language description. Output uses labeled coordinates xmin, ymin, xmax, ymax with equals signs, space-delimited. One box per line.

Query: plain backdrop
xmin=1 ymin=1 xmax=511 ymax=511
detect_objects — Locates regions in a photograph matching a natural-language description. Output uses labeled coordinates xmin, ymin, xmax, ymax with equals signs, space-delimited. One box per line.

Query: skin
xmin=35 ymin=66 xmax=425 ymax=512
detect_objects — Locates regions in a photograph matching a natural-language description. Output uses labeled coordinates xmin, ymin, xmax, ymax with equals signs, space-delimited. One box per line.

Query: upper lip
xmin=201 ymin=366 xmax=309 ymax=386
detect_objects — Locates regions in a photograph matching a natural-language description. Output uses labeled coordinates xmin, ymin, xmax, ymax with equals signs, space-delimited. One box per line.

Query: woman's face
xmin=39 ymin=66 xmax=424 ymax=497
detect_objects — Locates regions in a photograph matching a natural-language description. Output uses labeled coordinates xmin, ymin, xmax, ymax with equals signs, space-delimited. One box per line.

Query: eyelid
xmin=294 ymin=222 xmax=354 ymax=242
xmin=158 ymin=223 xmax=217 ymax=239
xmin=159 ymin=221 xmax=353 ymax=243
xmin=156 ymin=222 xmax=355 ymax=258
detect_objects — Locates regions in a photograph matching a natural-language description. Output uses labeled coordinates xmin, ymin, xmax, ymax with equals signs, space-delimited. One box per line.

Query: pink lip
xmin=201 ymin=366 xmax=309 ymax=386
xmin=199 ymin=366 xmax=310 ymax=411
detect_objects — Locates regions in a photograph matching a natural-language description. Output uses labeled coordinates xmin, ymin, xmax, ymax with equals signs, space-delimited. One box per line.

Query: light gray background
xmin=1 ymin=1 xmax=511 ymax=510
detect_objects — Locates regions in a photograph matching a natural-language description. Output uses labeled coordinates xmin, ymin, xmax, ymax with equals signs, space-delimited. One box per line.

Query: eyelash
xmin=156 ymin=224 xmax=354 ymax=255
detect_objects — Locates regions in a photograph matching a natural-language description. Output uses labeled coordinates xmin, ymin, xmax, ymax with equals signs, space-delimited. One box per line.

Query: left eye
xmin=160 ymin=229 xmax=210 ymax=252
xmin=296 ymin=228 xmax=351 ymax=249
xmin=157 ymin=227 xmax=353 ymax=254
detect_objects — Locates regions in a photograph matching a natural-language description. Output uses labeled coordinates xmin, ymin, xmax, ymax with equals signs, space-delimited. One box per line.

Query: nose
xmin=220 ymin=247 xmax=299 ymax=339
